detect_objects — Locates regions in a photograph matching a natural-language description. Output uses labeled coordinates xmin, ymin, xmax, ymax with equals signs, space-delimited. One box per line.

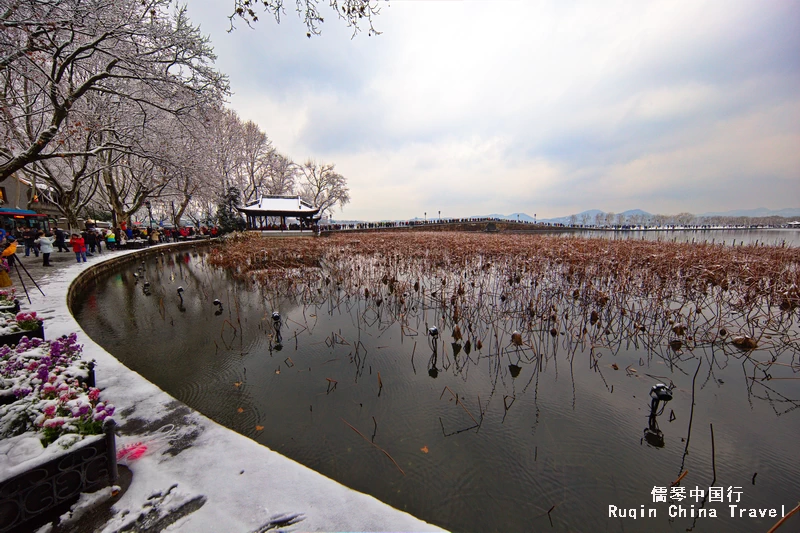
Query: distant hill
xmin=484 ymin=213 xmax=536 ymax=223
xmin=540 ymin=207 xmax=800 ymax=224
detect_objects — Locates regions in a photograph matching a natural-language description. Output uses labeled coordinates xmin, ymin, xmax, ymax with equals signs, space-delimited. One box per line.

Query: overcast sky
xmin=185 ymin=0 xmax=800 ymax=221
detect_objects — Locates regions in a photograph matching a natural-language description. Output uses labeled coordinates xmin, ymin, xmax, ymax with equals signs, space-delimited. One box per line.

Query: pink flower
xmin=43 ymin=419 xmax=65 ymax=428
xmin=43 ymin=404 xmax=56 ymax=417
xmin=88 ymin=388 xmax=100 ymax=401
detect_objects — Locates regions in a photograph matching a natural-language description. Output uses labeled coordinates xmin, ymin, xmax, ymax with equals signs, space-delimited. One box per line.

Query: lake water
xmin=71 ymin=234 xmax=800 ymax=532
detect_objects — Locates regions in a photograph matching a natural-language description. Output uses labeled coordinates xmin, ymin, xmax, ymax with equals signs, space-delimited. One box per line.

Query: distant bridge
xmin=320 ymin=219 xmax=578 ymax=235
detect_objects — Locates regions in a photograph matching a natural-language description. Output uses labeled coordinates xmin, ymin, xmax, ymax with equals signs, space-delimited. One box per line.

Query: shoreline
xmin=10 ymin=243 xmax=444 ymax=532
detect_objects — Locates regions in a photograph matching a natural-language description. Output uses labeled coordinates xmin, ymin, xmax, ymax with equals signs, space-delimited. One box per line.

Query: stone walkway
xmin=8 ymin=247 xmax=98 ymax=298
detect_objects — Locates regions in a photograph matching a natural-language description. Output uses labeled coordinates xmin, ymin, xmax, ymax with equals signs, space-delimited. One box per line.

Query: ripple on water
xmin=73 ymin=249 xmax=800 ymax=533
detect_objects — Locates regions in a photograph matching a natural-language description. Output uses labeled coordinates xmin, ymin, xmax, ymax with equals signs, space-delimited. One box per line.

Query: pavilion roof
xmin=237 ymin=195 xmax=321 ymax=217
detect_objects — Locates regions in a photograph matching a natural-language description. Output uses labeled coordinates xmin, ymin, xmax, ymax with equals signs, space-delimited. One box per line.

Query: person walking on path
xmin=70 ymin=233 xmax=87 ymax=263
xmin=85 ymin=229 xmax=98 ymax=255
xmin=54 ymin=227 xmax=69 ymax=252
xmin=106 ymin=230 xmax=116 ymax=251
xmin=35 ymin=231 xmax=55 ymax=267
xmin=23 ymin=227 xmax=39 ymax=257
xmin=81 ymin=230 xmax=94 ymax=257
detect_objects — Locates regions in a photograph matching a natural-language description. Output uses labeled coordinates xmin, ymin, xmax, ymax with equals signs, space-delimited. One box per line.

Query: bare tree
xmin=230 ymin=0 xmax=384 ymax=37
xmin=206 ymin=107 xmax=245 ymax=195
xmin=594 ymin=212 xmax=604 ymax=227
xmin=235 ymin=119 xmax=274 ymax=203
xmin=98 ymin=151 xmax=173 ymax=230
xmin=297 ymin=159 xmax=350 ymax=216
xmin=676 ymin=212 xmax=695 ymax=226
xmin=265 ymin=152 xmax=296 ymax=195
xmin=22 ymin=154 xmax=102 ymax=230
xmin=0 ymin=0 xmax=227 ymax=182
xmin=16 ymin=95 xmax=111 ymax=229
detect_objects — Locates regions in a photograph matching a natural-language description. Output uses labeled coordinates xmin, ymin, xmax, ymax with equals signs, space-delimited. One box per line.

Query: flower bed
xmin=0 ymin=313 xmax=45 ymax=350
xmin=0 ymin=290 xmax=19 ymax=315
xmin=0 ymin=333 xmax=114 ymax=532
xmin=0 ymin=334 xmax=95 ymax=414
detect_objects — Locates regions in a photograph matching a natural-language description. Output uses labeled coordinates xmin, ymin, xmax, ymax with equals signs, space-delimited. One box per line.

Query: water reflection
xmin=72 ymin=245 xmax=800 ymax=533
xmin=644 ymin=384 xmax=674 ymax=448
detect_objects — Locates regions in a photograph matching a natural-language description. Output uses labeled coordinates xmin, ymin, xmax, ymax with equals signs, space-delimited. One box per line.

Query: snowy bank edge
xmin=32 ymin=243 xmax=444 ymax=533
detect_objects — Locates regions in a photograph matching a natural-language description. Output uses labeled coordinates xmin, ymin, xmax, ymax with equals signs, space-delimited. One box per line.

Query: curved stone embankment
xmin=29 ymin=241 xmax=444 ymax=533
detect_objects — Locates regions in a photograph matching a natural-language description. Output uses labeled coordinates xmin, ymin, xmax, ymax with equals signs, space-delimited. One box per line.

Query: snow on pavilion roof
xmin=237 ymin=195 xmax=320 ymax=216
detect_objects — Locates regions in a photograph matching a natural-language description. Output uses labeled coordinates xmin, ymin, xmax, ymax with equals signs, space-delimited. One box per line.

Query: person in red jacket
xmin=70 ymin=233 xmax=87 ymax=263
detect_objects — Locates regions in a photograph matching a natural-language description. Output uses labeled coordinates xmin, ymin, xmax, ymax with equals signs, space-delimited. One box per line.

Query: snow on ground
xmin=17 ymin=246 xmax=445 ymax=532
xmin=0 ymin=433 xmax=104 ymax=481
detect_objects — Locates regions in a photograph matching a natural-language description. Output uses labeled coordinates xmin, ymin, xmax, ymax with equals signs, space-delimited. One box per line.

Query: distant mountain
xmin=620 ymin=209 xmax=652 ymax=217
xmin=698 ymin=207 xmax=800 ymax=218
xmin=541 ymin=207 xmax=800 ymax=224
xmin=484 ymin=213 xmax=537 ymax=223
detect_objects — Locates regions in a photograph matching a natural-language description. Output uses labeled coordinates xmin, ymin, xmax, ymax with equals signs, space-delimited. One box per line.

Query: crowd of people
xmin=0 ymin=223 xmax=219 ymax=269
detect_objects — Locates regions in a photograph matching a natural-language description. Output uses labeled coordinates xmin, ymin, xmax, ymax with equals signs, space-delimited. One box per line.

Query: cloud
xmin=185 ymin=0 xmax=800 ymax=219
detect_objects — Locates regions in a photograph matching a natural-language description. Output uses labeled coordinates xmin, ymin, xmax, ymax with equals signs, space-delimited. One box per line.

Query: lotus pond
xmin=72 ymin=232 xmax=800 ymax=532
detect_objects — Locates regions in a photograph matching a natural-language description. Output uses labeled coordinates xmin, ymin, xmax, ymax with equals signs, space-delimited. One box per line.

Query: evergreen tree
xmin=216 ymin=187 xmax=246 ymax=234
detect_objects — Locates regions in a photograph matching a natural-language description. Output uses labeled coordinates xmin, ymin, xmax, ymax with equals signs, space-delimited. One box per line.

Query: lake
xmin=71 ymin=232 xmax=800 ymax=532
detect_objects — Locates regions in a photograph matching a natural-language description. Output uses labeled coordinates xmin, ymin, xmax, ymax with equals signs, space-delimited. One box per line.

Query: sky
xmin=184 ymin=0 xmax=800 ymax=221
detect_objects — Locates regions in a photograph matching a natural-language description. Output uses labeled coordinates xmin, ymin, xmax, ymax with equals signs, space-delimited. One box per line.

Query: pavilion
xmin=236 ymin=195 xmax=321 ymax=231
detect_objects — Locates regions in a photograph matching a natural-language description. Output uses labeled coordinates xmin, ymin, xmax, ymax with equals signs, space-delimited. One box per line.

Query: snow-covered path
xmin=16 ymin=244 xmax=444 ymax=532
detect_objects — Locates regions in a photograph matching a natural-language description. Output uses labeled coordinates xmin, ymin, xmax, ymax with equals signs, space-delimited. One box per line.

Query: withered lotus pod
xmin=732 ymin=335 xmax=757 ymax=350
xmin=511 ymin=331 xmax=523 ymax=346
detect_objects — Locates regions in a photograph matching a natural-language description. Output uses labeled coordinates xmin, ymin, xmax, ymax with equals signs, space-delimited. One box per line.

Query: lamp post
xmin=438 ymin=210 xmax=441 ymax=222
xmin=424 ymin=212 xmax=426 ymax=223
xmin=145 ymin=200 xmax=153 ymax=230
